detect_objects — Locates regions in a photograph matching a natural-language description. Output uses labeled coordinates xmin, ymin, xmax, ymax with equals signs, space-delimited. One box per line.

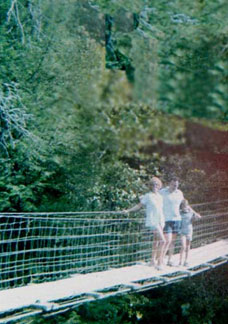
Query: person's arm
xmin=124 ymin=203 xmax=143 ymax=214
xmin=194 ymin=212 xmax=201 ymax=219
xmin=189 ymin=206 xmax=201 ymax=219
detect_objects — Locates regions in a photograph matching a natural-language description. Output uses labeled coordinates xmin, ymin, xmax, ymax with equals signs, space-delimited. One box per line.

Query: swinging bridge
xmin=0 ymin=200 xmax=227 ymax=323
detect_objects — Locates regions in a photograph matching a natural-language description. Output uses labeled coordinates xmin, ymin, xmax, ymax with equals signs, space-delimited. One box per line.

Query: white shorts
xmin=181 ymin=232 xmax=193 ymax=241
xmin=147 ymin=223 xmax=164 ymax=231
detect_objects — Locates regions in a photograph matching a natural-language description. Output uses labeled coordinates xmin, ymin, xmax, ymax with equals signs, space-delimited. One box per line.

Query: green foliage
xmin=0 ymin=138 xmax=60 ymax=211
xmin=0 ymin=82 xmax=30 ymax=156
xmin=1 ymin=0 xmax=227 ymax=213
xmin=96 ymin=0 xmax=228 ymax=119
xmin=90 ymin=0 xmax=146 ymax=14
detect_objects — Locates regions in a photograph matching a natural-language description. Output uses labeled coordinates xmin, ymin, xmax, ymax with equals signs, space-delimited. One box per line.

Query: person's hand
xmin=194 ymin=212 xmax=201 ymax=219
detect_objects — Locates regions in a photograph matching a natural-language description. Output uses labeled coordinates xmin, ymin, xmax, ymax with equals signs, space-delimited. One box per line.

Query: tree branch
xmin=7 ymin=0 xmax=25 ymax=44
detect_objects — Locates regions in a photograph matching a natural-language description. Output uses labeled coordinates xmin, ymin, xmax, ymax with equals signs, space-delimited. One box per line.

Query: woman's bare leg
xmin=151 ymin=231 xmax=159 ymax=265
xmin=154 ymin=225 xmax=165 ymax=266
xmin=155 ymin=226 xmax=166 ymax=266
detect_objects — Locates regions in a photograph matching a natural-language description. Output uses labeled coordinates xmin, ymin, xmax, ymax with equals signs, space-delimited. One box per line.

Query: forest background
xmin=0 ymin=0 xmax=228 ymax=323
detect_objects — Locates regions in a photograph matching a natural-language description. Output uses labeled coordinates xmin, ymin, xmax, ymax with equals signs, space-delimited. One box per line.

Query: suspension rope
xmin=191 ymin=198 xmax=228 ymax=207
xmin=0 ymin=198 xmax=227 ymax=217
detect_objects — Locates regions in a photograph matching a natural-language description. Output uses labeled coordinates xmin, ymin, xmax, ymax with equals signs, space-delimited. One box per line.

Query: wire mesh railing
xmin=0 ymin=199 xmax=228 ymax=291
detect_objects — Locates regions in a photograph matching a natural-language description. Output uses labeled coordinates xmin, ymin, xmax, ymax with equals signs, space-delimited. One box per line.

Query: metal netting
xmin=0 ymin=199 xmax=228 ymax=291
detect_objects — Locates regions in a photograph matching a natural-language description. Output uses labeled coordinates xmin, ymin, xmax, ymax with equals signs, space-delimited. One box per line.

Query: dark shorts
xmin=164 ymin=221 xmax=181 ymax=234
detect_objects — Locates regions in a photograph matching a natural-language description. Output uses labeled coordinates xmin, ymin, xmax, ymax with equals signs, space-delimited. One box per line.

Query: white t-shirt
xmin=160 ymin=187 xmax=184 ymax=221
xmin=140 ymin=192 xmax=165 ymax=228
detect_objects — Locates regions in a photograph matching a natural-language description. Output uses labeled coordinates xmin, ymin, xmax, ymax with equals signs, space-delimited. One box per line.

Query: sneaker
xmin=167 ymin=261 xmax=175 ymax=267
xmin=156 ymin=265 xmax=163 ymax=271
xmin=183 ymin=261 xmax=189 ymax=267
xmin=148 ymin=261 xmax=156 ymax=267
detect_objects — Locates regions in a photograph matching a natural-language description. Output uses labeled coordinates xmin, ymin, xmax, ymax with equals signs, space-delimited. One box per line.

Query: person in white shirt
xmin=124 ymin=177 xmax=166 ymax=270
xmin=160 ymin=177 xmax=184 ymax=266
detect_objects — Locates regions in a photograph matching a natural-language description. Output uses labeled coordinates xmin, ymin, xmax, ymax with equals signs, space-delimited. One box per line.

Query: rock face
xmin=144 ymin=121 xmax=228 ymax=202
xmin=185 ymin=122 xmax=228 ymax=154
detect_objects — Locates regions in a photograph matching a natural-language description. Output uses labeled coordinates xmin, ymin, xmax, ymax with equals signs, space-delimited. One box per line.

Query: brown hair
xmin=169 ymin=176 xmax=179 ymax=183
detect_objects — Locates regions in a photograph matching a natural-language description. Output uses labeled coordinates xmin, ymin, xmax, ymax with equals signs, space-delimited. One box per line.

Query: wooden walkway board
xmin=0 ymin=240 xmax=227 ymax=317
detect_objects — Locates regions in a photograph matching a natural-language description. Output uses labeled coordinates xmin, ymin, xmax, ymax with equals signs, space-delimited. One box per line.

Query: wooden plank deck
xmin=0 ymin=239 xmax=227 ymax=322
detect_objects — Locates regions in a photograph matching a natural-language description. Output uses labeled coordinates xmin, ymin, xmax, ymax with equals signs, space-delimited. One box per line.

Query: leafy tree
xmin=1 ymin=0 xmax=227 ymax=212
xmin=93 ymin=0 xmax=228 ymax=118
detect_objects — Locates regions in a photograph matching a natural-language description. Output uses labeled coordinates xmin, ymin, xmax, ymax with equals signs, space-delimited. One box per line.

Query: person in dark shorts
xmin=160 ymin=177 xmax=184 ymax=266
